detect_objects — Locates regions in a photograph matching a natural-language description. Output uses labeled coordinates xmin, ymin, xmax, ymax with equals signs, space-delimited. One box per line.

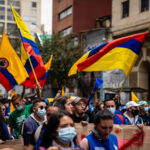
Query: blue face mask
xmin=16 ymin=105 xmax=23 ymax=111
xmin=107 ymin=107 xmax=116 ymax=115
xmin=37 ymin=108 xmax=46 ymax=118
xmin=57 ymin=127 xmax=77 ymax=144
xmin=144 ymin=107 xmax=149 ymax=113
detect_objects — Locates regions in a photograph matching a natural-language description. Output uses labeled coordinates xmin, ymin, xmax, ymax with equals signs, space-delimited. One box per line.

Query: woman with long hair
xmin=39 ymin=111 xmax=77 ymax=149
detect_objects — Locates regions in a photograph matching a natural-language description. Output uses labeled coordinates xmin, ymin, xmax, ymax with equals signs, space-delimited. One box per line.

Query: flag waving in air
xmin=68 ymin=43 xmax=107 ymax=76
xmin=22 ymin=55 xmax=53 ymax=89
xmin=131 ymin=92 xmax=139 ymax=104
xmin=10 ymin=4 xmax=46 ymax=84
xmin=77 ymin=32 xmax=148 ymax=76
xmin=0 ymin=32 xmax=28 ymax=91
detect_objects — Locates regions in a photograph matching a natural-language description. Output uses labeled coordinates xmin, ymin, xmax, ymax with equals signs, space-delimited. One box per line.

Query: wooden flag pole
xmin=26 ymin=52 xmax=42 ymax=98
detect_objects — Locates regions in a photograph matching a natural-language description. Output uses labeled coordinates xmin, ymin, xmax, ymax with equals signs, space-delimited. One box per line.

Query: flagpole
xmin=26 ymin=52 xmax=42 ymax=98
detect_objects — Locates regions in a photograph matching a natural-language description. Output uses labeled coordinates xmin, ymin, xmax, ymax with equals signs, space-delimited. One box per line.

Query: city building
xmin=52 ymin=0 xmax=111 ymax=36
xmin=111 ymin=0 xmax=150 ymax=100
xmin=0 ymin=0 xmax=42 ymax=41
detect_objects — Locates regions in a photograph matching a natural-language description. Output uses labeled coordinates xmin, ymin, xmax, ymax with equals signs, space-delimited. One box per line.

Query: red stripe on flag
xmin=77 ymin=32 xmax=147 ymax=72
xmin=0 ymin=72 xmax=12 ymax=91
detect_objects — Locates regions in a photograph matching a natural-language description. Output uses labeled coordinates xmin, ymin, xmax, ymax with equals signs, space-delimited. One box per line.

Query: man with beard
xmin=124 ymin=101 xmax=143 ymax=125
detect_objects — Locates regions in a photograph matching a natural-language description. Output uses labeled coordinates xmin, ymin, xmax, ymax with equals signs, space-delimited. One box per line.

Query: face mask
xmin=107 ymin=108 xmax=116 ymax=115
xmin=37 ymin=108 xmax=46 ymax=118
xmin=132 ymin=109 xmax=139 ymax=116
xmin=144 ymin=107 xmax=149 ymax=113
xmin=57 ymin=127 xmax=77 ymax=144
xmin=16 ymin=105 xmax=23 ymax=111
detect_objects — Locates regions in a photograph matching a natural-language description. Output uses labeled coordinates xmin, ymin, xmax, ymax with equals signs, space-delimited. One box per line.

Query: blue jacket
xmin=86 ymin=133 xmax=118 ymax=150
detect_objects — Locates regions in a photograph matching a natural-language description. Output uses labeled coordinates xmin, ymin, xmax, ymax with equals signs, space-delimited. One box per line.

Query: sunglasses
xmin=39 ymin=106 xmax=46 ymax=110
xmin=100 ymin=126 xmax=113 ymax=130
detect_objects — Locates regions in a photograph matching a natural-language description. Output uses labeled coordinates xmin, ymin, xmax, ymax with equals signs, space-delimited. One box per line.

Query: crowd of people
xmin=0 ymin=92 xmax=150 ymax=150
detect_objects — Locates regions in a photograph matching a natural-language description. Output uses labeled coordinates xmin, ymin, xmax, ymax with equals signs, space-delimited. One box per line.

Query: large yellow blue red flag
xmin=23 ymin=55 xmax=53 ymax=89
xmin=76 ymin=32 xmax=147 ymax=76
xmin=10 ymin=4 xmax=46 ymax=82
xmin=68 ymin=43 xmax=107 ymax=76
xmin=0 ymin=32 xmax=28 ymax=91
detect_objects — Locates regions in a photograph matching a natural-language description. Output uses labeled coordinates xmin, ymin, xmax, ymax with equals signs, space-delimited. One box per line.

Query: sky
xmin=41 ymin=0 xmax=52 ymax=34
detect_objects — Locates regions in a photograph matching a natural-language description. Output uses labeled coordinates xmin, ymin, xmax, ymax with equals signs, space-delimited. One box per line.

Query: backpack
xmin=116 ymin=114 xmax=125 ymax=124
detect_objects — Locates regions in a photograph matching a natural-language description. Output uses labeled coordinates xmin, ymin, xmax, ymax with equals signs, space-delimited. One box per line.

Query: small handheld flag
xmin=86 ymin=78 xmax=103 ymax=107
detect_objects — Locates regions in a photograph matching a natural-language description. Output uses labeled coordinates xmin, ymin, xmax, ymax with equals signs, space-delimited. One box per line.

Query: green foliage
xmin=40 ymin=33 xmax=82 ymax=89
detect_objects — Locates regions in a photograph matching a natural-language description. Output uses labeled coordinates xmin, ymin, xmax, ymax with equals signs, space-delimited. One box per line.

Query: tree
xmin=39 ymin=33 xmax=82 ymax=91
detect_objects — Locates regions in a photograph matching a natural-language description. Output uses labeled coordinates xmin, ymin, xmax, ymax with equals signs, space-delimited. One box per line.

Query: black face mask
xmin=132 ymin=109 xmax=139 ymax=116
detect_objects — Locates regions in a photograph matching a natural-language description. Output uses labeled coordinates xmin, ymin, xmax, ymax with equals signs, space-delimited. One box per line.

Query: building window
xmin=30 ymin=23 xmax=37 ymax=29
xmin=67 ymin=37 xmax=78 ymax=49
xmin=122 ymin=0 xmax=129 ymax=18
xmin=7 ymin=23 xmax=18 ymax=36
xmin=7 ymin=1 xmax=20 ymax=6
xmin=59 ymin=7 xmax=72 ymax=20
xmin=58 ymin=0 xmax=62 ymax=2
xmin=31 ymin=2 xmax=37 ymax=8
xmin=23 ymin=16 xmax=37 ymax=23
xmin=141 ymin=0 xmax=149 ymax=12
xmin=0 ymin=0 xmax=4 ymax=5
xmin=61 ymin=26 xmax=72 ymax=37
xmin=0 ymin=22 xmax=4 ymax=35
xmin=0 ymin=7 xmax=5 ymax=20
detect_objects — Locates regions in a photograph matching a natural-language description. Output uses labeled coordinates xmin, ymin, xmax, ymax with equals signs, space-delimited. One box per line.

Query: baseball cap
xmin=138 ymin=100 xmax=147 ymax=106
xmin=71 ymin=96 xmax=86 ymax=106
xmin=126 ymin=101 xmax=140 ymax=109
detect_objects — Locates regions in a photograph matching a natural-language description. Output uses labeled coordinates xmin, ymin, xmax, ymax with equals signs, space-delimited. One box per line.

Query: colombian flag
xmin=68 ymin=43 xmax=107 ymax=76
xmin=0 ymin=32 xmax=28 ymax=91
xmin=23 ymin=55 xmax=53 ymax=89
xmin=77 ymin=32 xmax=147 ymax=76
xmin=10 ymin=4 xmax=46 ymax=82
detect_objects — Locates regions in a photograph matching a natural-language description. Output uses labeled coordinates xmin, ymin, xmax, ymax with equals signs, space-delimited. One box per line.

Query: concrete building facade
xmin=0 ymin=0 xmax=42 ymax=41
xmin=111 ymin=0 xmax=150 ymax=99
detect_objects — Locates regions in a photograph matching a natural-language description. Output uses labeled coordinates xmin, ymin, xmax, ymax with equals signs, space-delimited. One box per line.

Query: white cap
xmin=126 ymin=101 xmax=140 ymax=109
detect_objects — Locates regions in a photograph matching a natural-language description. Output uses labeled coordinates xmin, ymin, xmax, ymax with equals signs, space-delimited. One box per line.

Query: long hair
xmin=40 ymin=110 xmax=72 ymax=148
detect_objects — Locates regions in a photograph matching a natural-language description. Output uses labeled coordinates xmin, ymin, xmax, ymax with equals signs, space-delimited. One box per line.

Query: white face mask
xmin=37 ymin=108 xmax=46 ymax=118
xmin=107 ymin=107 xmax=116 ymax=115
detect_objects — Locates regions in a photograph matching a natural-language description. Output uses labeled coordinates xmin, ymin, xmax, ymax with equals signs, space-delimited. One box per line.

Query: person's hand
xmin=4 ymin=116 xmax=9 ymax=121
xmin=137 ymin=124 xmax=144 ymax=130
xmin=47 ymin=146 xmax=60 ymax=150
xmin=80 ymin=121 xmax=88 ymax=126
xmin=0 ymin=139 xmax=4 ymax=144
